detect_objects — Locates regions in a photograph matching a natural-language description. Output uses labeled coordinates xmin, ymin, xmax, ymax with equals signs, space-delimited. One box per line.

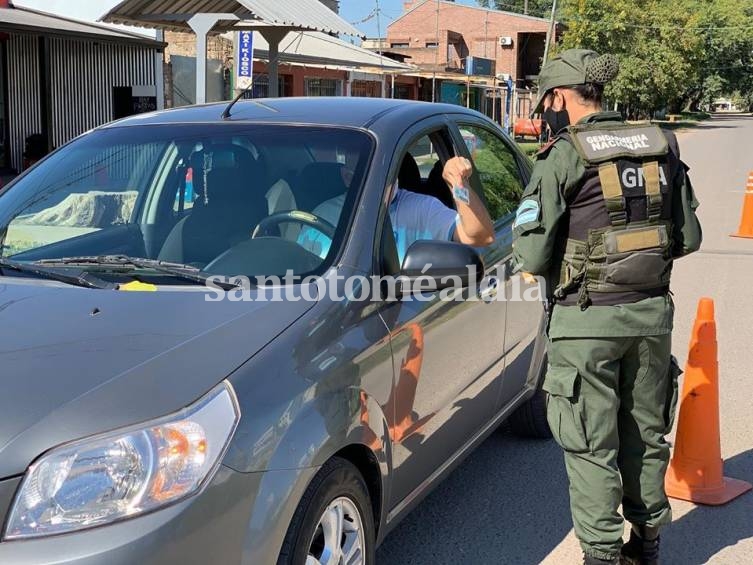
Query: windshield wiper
xmin=36 ymin=255 xmax=241 ymax=290
xmin=0 ymin=258 xmax=115 ymax=289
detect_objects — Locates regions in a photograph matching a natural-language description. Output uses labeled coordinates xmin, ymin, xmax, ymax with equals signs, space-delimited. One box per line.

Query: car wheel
xmin=508 ymin=385 xmax=552 ymax=439
xmin=508 ymin=356 xmax=552 ymax=439
xmin=278 ymin=457 xmax=375 ymax=565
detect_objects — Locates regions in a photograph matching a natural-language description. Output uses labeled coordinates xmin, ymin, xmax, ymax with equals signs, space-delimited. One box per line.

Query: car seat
xmin=293 ymin=162 xmax=349 ymax=213
xmin=159 ymin=146 xmax=268 ymax=266
xmin=398 ymin=153 xmax=422 ymax=192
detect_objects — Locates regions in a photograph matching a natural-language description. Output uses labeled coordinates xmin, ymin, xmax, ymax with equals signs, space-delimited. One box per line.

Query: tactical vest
xmin=553 ymin=123 xmax=675 ymax=308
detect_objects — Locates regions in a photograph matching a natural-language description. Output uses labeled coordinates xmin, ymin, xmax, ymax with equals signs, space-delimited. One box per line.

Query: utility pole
xmin=376 ymin=0 xmax=385 ymax=98
xmin=432 ymin=0 xmax=440 ymax=102
xmin=484 ymin=10 xmax=489 ymax=57
xmin=542 ymin=0 xmax=557 ymax=66
xmin=524 ymin=0 xmax=529 ymax=15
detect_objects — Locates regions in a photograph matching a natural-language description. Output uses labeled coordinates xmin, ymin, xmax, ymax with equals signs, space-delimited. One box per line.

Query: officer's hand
xmin=521 ymin=272 xmax=537 ymax=284
xmin=442 ymin=157 xmax=473 ymax=188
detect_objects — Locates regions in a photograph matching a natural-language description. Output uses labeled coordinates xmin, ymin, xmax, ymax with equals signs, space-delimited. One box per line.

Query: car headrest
xmin=207 ymin=144 xmax=254 ymax=170
xmin=204 ymin=167 xmax=265 ymax=209
xmin=399 ymin=153 xmax=422 ymax=192
xmin=296 ymin=162 xmax=349 ymax=212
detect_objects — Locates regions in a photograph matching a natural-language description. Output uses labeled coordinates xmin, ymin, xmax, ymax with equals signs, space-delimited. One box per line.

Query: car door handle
xmin=478 ymin=277 xmax=499 ymax=302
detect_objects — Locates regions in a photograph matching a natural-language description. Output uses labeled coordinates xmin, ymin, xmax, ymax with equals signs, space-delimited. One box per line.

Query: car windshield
xmin=0 ymin=124 xmax=373 ymax=281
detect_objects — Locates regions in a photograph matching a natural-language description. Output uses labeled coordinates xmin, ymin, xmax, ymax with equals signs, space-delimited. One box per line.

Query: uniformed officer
xmin=512 ymin=50 xmax=702 ymax=565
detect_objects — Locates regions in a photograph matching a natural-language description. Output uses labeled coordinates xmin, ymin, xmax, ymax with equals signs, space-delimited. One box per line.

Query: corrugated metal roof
xmin=251 ymin=30 xmax=413 ymax=71
xmin=101 ymin=0 xmax=364 ymax=37
xmin=239 ymin=0 xmax=362 ymax=37
xmin=0 ymin=6 xmax=164 ymax=46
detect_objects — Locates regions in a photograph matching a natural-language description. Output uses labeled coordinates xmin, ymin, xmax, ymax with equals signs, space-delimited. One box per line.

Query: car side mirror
xmin=397 ymin=240 xmax=484 ymax=295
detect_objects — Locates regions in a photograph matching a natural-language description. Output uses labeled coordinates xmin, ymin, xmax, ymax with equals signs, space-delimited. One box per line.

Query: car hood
xmin=0 ymin=279 xmax=314 ymax=479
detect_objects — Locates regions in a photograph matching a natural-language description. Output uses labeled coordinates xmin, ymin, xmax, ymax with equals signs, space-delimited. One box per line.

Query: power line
xmin=350 ymin=8 xmax=377 ymax=25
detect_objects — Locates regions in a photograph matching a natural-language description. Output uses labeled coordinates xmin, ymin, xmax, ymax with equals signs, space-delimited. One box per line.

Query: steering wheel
xmin=252 ymin=210 xmax=336 ymax=239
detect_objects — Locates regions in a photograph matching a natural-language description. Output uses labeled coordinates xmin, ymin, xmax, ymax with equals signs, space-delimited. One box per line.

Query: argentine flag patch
xmin=513 ymin=199 xmax=540 ymax=228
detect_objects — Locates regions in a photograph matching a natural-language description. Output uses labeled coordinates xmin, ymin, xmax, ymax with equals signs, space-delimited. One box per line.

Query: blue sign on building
xmin=236 ymin=31 xmax=254 ymax=83
xmin=465 ymin=56 xmax=495 ymax=77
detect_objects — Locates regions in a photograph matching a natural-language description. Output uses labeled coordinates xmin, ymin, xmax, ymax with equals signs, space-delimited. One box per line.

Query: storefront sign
xmin=235 ymin=31 xmax=254 ymax=90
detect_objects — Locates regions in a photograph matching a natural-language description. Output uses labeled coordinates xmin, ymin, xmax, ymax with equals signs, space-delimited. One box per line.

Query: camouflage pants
xmin=544 ymin=333 xmax=681 ymax=560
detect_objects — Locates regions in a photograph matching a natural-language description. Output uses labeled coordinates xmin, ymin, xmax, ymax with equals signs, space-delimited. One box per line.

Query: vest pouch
xmin=602 ymin=225 xmax=671 ymax=288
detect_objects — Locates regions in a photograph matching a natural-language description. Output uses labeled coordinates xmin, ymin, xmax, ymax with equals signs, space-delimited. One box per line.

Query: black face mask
xmin=543 ymin=107 xmax=571 ymax=136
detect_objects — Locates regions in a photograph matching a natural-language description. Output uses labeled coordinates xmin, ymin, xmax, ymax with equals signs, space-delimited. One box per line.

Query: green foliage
xmin=466 ymin=128 xmax=525 ymax=219
xmin=732 ymin=90 xmax=753 ymax=112
xmin=476 ymin=0 xmax=554 ymax=18
xmin=557 ymin=0 xmax=753 ymax=116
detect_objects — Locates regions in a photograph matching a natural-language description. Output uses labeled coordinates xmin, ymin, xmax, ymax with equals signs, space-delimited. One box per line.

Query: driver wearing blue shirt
xmin=299 ymin=157 xmax=494 ymax=262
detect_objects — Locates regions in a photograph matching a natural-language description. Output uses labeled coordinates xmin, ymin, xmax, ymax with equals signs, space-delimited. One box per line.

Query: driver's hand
xmin=442 ymin=157 xmax=473 ymax=189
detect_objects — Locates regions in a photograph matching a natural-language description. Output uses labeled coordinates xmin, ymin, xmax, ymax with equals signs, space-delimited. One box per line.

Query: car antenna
xmin=221 ymin=82 xmax=254 ymax=120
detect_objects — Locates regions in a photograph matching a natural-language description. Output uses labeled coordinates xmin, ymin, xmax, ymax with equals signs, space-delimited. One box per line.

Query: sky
xmin=13 ymin=0 xmax=480 ymax=39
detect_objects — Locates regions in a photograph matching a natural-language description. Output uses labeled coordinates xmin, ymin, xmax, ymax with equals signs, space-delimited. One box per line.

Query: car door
xmin=377 ymin=117 xmax=508 ymax=517
xmin=450 ymin=117 xmax=545 ymax=409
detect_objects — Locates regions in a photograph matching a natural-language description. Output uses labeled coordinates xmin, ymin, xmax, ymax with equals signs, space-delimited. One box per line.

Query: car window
xmin=459 ymin=125 xmax=525 ymax=222
xmin=2 ymin=142 xmax=164 ymax=256
xmin=380 ymin=128 xmax=456 ymax=272
xmin=0 ymin=124 xmax=373 ymax=280
xmin=405 ymin=135 xmax=440 ymax=181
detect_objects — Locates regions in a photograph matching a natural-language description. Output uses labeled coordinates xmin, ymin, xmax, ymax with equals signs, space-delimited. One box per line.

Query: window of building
xmin=390 ymin=42 xmax=409 ymax=48
xmin=394 ymin=84 xmax=413 ymax=100
xmin=305 ymin=78 xmax=343 ymax=97
xmin=351 ymin=80 xmax=382 ymax=98
xmin=459 ymin=124 xmax=525 ymax=221
xmin=426 ymin=41 xmax=439 ymax=49
xmin=246 ymin=74 xmax=292 ymax=98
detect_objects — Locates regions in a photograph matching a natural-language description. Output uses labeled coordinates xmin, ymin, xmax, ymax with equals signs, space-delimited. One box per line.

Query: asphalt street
xmin=377 ymin=114 xmax=753 ymax=565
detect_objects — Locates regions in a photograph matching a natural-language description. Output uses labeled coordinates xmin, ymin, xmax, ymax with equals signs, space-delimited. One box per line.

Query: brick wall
xmin=164 ymin=31 xmax=233 ymax=64
xmin=387 ymin=1 xmax=551 ymax=81
xmin=252 ymin=61 xmax=348 ymax=97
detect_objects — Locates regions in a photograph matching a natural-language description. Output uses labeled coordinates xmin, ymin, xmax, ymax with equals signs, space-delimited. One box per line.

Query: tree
xmin=476 ymin=0 xmax=554 ymax=18
xmin=680 ymin=0 xmax=753 ymax=111
xmin=557 ymin=0 xmax=753 ymax=117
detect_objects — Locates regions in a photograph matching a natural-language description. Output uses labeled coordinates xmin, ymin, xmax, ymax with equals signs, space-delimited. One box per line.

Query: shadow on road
xmin=657 ymin=114 xmax=751 ymax=132
xmin=377 ymin=436 xmax=753 ymax=564
xmin=377 ymin=428 xmax=572 ymax=565
xmin=659 ymin=123 xmax=740 ymax=132
xmin=663 ymin=449 xmax=753 ymax=564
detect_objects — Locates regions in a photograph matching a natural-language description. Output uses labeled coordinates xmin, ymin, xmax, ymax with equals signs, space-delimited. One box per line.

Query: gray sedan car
xmin=0 ymin=98 xmax=549 ymax=564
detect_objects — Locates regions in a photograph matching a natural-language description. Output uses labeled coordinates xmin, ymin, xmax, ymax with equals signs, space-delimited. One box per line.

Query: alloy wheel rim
xmin=305 ymin=496 xmax=365 ymax=565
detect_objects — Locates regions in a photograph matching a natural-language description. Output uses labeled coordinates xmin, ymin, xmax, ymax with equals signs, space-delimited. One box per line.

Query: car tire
xmin=508 ymin=357 xmax=553 ymax=439
xmin=509 ymin=385 xmax=552 ymax=439
xmin=278 ymin=457 xmax=376 ymax=565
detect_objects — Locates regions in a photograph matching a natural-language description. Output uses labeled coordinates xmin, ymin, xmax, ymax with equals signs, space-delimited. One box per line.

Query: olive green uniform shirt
xmin=513 ymin=112 xmax=702 ymax=338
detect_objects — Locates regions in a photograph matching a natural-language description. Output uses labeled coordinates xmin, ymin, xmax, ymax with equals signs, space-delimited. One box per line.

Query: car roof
xmin=103 ymin=97 xmax=487 ymax=130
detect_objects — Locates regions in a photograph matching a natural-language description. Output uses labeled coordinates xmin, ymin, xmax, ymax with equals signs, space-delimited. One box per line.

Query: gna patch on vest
xmin=571 ymin=125 xmax=669 ymax=164
xmin=514 ymin=199 xmax=540 ymax=228
xmin=620 ymin=163 xmax=669 ymax=189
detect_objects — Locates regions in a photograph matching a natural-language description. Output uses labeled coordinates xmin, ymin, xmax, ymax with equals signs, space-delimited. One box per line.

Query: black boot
xmin=620 ymin=524 xmax=660 ymax=565
xmin=584 ymin=555 xmax=619 ymax=565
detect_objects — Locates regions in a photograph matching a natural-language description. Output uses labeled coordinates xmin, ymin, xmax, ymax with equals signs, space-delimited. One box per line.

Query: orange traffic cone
xmin=665 ymin=298 xmax=752 ymax=505
xmin=731 ymin=171 xmax=753 ymax=238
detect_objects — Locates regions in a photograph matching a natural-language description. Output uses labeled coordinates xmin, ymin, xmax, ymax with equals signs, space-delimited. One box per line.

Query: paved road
xmin=377 ymin=114 xmax=753 ymax=565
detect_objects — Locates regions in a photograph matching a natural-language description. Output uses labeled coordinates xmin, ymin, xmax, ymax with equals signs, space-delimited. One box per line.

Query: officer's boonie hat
xmin=532 ymin=49 xmax=620 ymax=115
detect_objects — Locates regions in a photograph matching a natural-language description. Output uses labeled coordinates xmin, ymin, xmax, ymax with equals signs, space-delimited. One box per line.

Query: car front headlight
xmin=3 ymin=381 xmax=239 ymax=540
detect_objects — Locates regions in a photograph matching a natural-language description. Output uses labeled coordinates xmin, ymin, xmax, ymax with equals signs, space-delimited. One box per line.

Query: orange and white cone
xmin=665 ymin=298 xmax=752 ymax=505
xmin=731 ymin=171 xmax=753 ymax=238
